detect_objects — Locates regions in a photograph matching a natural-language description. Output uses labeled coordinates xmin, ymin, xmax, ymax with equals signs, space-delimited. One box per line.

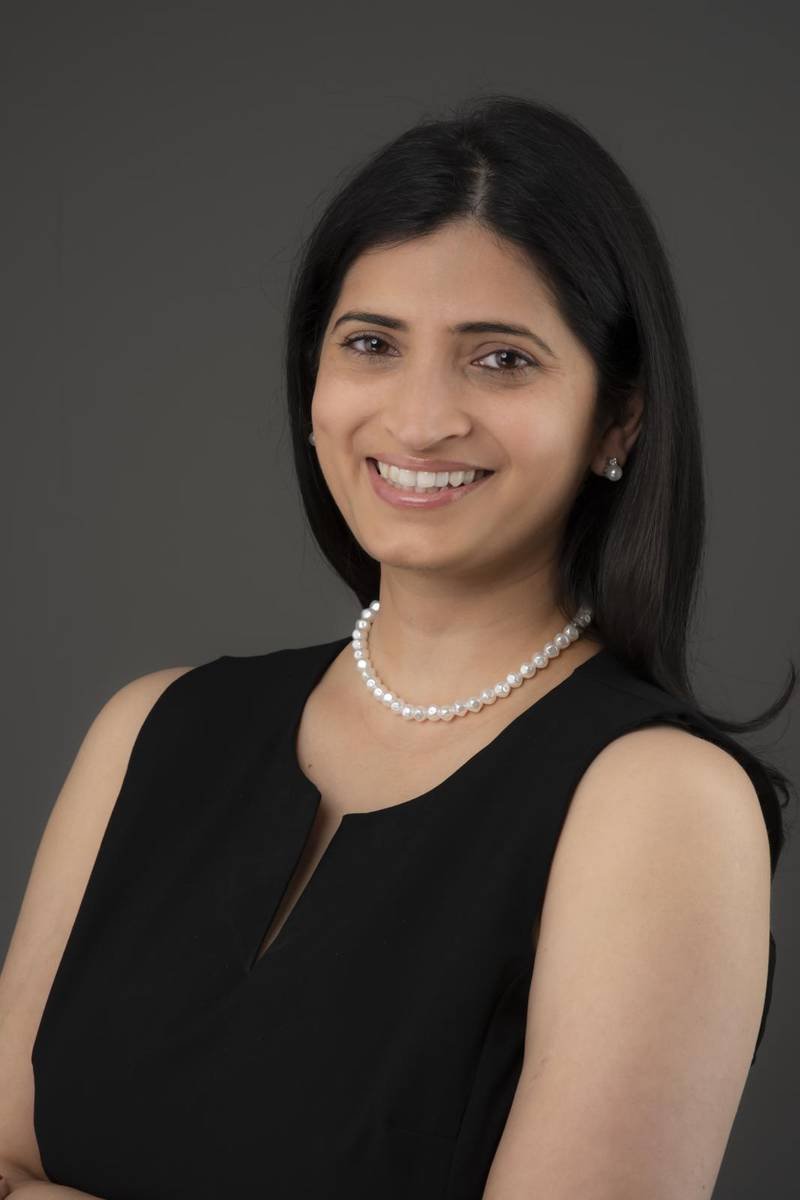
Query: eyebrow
xmin=330 ymin=309 xmax=556 ymax=358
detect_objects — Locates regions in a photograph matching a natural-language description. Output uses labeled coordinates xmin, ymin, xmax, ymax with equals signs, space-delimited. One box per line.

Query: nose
xmin=379 ymin=358 xmax=474 ymax=451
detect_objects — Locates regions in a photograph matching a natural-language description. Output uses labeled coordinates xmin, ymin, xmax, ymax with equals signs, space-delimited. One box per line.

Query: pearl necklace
xmin=351 ymin=600 xmax=594 ymax=722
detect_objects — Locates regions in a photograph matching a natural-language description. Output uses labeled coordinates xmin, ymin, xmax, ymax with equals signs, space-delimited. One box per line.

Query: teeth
xmin=376 ymin=460 xmax=486 ymax=491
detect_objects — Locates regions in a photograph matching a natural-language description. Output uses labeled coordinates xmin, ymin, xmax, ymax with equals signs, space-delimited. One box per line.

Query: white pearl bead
xmin=353 ymin=600 xmax=593 ymax=724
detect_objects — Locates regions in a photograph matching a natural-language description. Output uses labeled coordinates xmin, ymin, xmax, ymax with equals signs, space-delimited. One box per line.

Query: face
xmin=311 ymin=219 xmax=623 ymax=587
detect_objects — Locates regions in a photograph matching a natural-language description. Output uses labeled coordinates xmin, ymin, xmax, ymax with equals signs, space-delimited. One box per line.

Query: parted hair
xmin=282 ymin=92 xmax=797 ymax=871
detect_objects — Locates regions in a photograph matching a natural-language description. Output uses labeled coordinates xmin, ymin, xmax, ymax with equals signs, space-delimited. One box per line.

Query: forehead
xmin=334 ymin=222 xmax=558 ymax=321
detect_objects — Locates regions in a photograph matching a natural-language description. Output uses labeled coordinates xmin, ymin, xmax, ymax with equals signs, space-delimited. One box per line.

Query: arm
xmin=482 ymin=724 xmax=772 ymax=1200
xmin=5 ymin=1182 xmax=105 ymax=1198
xmin=0 ymin=666 xmax=193 ymax=1196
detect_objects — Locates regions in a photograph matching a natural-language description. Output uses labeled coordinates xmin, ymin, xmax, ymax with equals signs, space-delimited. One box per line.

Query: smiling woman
xmin=283 ymin=91 xmax=795 ymax=1197
xmin=5 ymin=93 xmax=796 ymax=1200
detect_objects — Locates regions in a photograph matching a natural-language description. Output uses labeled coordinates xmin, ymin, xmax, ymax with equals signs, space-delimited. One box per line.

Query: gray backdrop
xmin=2 ymin=2 xmax=797 ymax=1195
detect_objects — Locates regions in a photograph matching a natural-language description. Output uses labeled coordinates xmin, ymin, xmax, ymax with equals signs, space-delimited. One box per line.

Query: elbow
xmin=0 ymin=1155 xmax=46 ymax=1189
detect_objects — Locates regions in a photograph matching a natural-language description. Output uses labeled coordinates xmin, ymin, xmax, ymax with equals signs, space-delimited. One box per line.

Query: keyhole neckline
xmin=244 ymin=634 xmax=612 ymax=973
xmin=283 ymin=634 xmax=613 ymax=823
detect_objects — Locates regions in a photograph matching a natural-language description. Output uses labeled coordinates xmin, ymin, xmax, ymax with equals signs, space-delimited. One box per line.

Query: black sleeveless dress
xmin=32 ymin=638 xmax=779 ymax=1200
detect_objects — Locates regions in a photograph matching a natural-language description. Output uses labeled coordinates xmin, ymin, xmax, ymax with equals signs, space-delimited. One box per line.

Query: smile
xmin=366 ymin=457 xmax=496 ymax=510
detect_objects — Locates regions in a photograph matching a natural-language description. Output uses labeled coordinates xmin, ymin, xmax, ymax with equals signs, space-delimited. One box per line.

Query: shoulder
xmin=581 ymin=651 xmax=785 ymax=876
xmin=528 ymin=720 xmax=771 ymax=1066
xmin=579 ymin=721 xmax=769 ymax=830
xmin=43 ymin=663 xmax=203 ymax=865
xmin=36 ymin=665 xmax=197 ymax=799
xmin=585 ymin=723 xmax=771 ymax=861
xmin=483 ymin=724 xmax=773 ymax=1194
xmin=75 ymin=664 xmax=208 ymax=770
xmin=551 ymin=723 xmax=772 ymax=913
xmin=0 ymin=664 xmax=195 ymax=1182
xmin=95 ymin=664 xmax=196 ymax=730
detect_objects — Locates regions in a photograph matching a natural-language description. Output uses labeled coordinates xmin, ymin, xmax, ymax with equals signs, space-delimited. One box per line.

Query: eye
xmin=337 ymin=333 xmax=538 ymax=378
xmin=478 ymin=348 xmax=538 ymax=376
xmin=338 ymin=333 xmax=396 ymax=361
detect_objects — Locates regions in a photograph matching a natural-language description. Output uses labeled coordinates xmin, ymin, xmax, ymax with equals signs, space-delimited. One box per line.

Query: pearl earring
xmin=308 ymin=431 xmax=316 ymax=446
xmin=603 ymin=456 xmax=622 ymax=481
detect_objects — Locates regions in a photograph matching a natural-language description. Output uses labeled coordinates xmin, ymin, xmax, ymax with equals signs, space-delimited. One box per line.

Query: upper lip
xmin=368 ymin=453 xmax=493 ymax=473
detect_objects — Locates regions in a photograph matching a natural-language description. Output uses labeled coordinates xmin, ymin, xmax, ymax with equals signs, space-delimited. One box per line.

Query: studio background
xmin=2 ymin=2 xmax=797 ymax=1195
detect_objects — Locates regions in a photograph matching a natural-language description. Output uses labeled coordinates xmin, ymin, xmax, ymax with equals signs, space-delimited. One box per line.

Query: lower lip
xmin=366 ymin=458 xmax=495 ymax=509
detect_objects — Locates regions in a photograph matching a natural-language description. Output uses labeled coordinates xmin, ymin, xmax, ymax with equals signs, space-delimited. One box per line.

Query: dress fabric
xmin=32 ymin=638 xmax=778 ymax=1200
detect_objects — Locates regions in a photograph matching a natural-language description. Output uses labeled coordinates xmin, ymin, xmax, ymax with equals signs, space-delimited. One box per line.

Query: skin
xmin=310 ymin=217 xmax=642 ymax=715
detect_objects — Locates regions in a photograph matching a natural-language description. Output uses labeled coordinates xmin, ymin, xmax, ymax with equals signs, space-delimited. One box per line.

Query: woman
xmin=2 ymin=94 xmax=795 ymax=1199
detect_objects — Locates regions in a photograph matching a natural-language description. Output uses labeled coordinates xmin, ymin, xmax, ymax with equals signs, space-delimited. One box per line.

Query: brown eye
xmin=478 ymin=348 xmax=537 ymax=376
xmin=339 ymin=333 xmax=394 ymax=359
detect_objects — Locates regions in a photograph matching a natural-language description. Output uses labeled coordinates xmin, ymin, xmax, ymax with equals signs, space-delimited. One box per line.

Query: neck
xmin=358 ymin=562 xmax=585 ymax=704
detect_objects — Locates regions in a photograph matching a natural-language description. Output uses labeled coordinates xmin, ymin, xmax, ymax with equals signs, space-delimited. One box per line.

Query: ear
xmin=591 ymin=388 xmax=644 ymax=476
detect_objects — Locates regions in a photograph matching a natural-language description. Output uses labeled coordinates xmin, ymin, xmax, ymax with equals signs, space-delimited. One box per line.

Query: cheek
xmin=509 ymin=422 xmax=589 ymax=507
xmin=511 ymin=417 xmax=568 ymax=473
xmin=311 ymin=377 xmax=371 ymax=440
xmin=309 ymin=381 xmax=336 ymax=433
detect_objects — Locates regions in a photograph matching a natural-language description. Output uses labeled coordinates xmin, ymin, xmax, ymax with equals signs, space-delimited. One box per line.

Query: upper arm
xmin=483 ymin=724 xmax=772 ymax=1200
xmin=0 ymin=665 xmax=194 ymax=1182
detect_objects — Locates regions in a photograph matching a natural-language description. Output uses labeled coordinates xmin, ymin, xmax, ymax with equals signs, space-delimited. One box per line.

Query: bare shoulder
xmin=0 ymin=664 xmax=194 ymax=1183
xmin=575 ymin=721 xmax=770 ymax=845
xmin=96 ymin=662 xmax=197 ymax=728
xmin=537 ymin=723 xmax=771 ymax=928
xmin=482 ymin=722 xmax=772 ymax=1200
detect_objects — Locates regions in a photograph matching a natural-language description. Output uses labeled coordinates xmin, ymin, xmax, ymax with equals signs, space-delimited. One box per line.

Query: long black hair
xmin=283 ymin=93 xmax=797 ymax=874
